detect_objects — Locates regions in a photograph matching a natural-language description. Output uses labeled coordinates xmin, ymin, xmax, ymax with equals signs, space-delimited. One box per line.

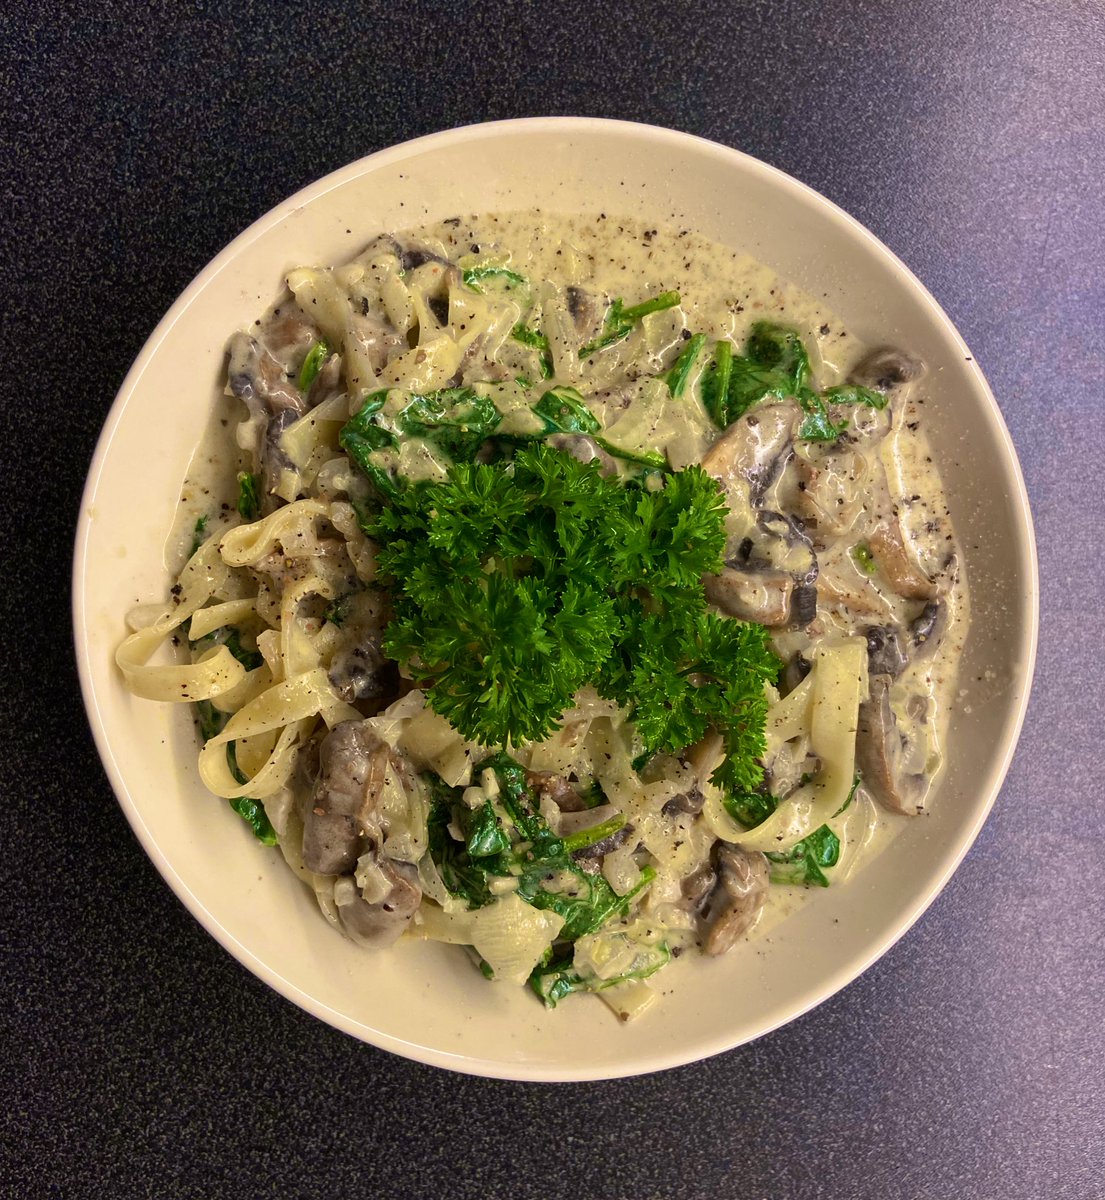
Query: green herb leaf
xmin=852 ymin=543 xmax=877 ymax=575
xmin=723 ymin=787 xmax=777 ymax=828
xmin=229 ymin=796 xmax=278 ymax=846
xmin=766 ymin=824 xmax=840 ymax=887
xmin=189 ymin=514 xmax=208 ymax=558
xmin=511 ymin=323 xmax=553 ymax=379
xmin=426 ymin=777 xmax=499 ymax=908
xmin=701 ymin=339 xmax=733 ymax=427
xmin=833 ymin=771 xmax=862 ymax=817
xmin=236 ymin=471 xmax=261 ymax=521
xmin=398 ymin=387 xmax=502 ymax=461
xmin=580 ymin=290 xmax=681 ymax=358
xmin=534 ymin=386 xmax=602 ymax=435
xmin=665 ymin=334 xmax=708 ymax=398
xmin=463 ymin=265 xmax=527 ymax=292
xmin=592 ymin=437 xmax=669 ymax=471
xmin=822 ymin=384 xmax=889 ymax=410
xmin=297 ymin=339 xmax=330 ymax=392
xmin=528 ymin=940 xmax=670 ymax=1008
xmin=561 ymin=812 xmax=627 ymax=854
xmin=464 ymin=800 xmax=512 ymax=858
xmin=797 ymin=391 xmax=849 ymax=441
xmin=746 ymin=322 xmax=811 ymax=392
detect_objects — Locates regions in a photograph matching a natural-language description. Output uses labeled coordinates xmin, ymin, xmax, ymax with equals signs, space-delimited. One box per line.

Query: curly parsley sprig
xmin=363 ymin=443 xmax=779 ymax=787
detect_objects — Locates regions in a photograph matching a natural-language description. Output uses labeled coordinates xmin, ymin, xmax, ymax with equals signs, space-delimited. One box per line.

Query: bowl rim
xmin=73 ymin=116 xmax=1039 ymax=1079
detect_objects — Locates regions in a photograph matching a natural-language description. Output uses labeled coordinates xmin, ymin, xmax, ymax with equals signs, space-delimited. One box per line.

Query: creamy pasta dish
xmin=117 ymin=214 xmax=966 ymax=1019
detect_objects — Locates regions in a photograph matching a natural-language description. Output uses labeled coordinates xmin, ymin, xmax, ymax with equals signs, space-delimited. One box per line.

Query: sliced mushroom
xmin=855 ymin=674 xmax=931 ymax=816
xmin=704 ymin=568 xmax=794 ymax=625
xmin=566 ymin=285 xmax=605 ymax=342
xmin=705 ymin=510 xmax=818 ymax=629
xmin=782 ymin=652 xmax=811 ymax=694
xmin=680 ymin=863 xmax=717 ymax=913
xmin=260 ymin=408 xmax=302 ymax=509
xmin=864 ymin=625 xmax=908 ymax=679
xmin=663 ymin=783 xmax=705 ymax=817
xmin=326 ymin=591 xmax=399 ymax=708
xmin=300 ymin=722 xmax=390 ymax=875
xmin=329 ymin=640 xmax=399 ymax=708
xmin=334 ymin=860 xmax=421 ymax=948
xmin=847 ymin=347 xmax=925 ymax=393
xmin=571 ymin=823 xmax=634 ymax=865
xmin=361 ymin=233 xmax=449 ymax=273
xmin=910 ymin=599 xmax=948 ymax=658
xmin=701 ymin=402 xmax=799 ymax=495
xmin=228 ymin=332 xmax=307 ymax=419
xmin=264 ymin=312 xmax=319 ymax=373
xmin=525 ymin=770 xmax=588 ymax=812
xmin=700 ymin=843 xmax=769 ymax=955
xmin=868 ymin=520 xmax=938 ymax=601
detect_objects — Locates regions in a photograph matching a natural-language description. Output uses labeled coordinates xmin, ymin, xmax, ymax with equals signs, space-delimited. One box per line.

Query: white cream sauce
xmin=171 ymin=210 xmax=969 ymax=988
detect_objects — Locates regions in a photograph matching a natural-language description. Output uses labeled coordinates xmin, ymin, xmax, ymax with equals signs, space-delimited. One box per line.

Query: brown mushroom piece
xmin=362 ymin=233 xmax=450 ymax=273
xmin=911 ymin=599 xmax=948 ymax=658
xmin=264 ymin=312 xmax=320 ymax=372
xmin=328 ymin=639 xmax=399 ymax=708
xmin=680 ymin=863 xmax=717 ymax=912
xmin=334 ymin=859 xmax=421 ymax=949
xmin=704 ymin=568 xmax=793 ymax=625
xmin=863 ymin=625 xmax=909 ymax=679
xmin=525 ymin=770 xmax=589 ymax=812
xmin=868 ymin=520 xmax=938 ymax=601
xmin=663 ymin=783 xmax=706 ymax=817
xmin=705 ymin=509 xmax=818 ymax=628
xmin=701 ymin=402 xmax=799 ymax=495
xmin=847 ymin=347 xmax=925 ymax=393
xmin=299 ymin=722 xmax=391 ymax=876
xmin=855 ymin=674 xmax=931 ymax=815
xmin=566 ymin=285 xmax=606 ymax=343
xmin=228 ymin=331 xmax=307 ymax=420
xmin=570 ymin=823 xmax=634 ymax=869
xmin=326 ymin=592 xmax=400 ymax=708
xmin=700 ymin=843 xmax=769 ymax=955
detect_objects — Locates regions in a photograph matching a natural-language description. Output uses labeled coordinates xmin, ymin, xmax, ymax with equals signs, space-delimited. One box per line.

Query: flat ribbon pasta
xmin=704 ymin=638 xmax=868 ymax=853
xmin=115 ymin=540 xmax=246 ymax=702
xmin=218 ymin=499 xmax=330 ymax=567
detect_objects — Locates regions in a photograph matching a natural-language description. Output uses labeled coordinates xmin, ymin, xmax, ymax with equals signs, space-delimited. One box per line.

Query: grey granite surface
xmin=3 ymin=1 xmax=1103 ymax=1197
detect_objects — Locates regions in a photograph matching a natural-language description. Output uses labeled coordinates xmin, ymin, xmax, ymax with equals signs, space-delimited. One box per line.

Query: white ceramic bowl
xmin=73 ymin=118 xmax=1037 ymax=1080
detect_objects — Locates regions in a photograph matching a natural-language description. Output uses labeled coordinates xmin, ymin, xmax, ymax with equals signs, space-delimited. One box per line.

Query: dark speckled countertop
xmin=3 ymin=3 xmax=1103 ymax=1197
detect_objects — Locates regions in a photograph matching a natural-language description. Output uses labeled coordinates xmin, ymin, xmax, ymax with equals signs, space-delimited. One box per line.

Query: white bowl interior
xmin=74 ymin=119 xmax=1037 ymax=1080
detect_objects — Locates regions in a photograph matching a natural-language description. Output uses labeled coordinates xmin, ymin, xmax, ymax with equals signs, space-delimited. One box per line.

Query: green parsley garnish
xmin=364 ymin=443 xmax=778 ymax=793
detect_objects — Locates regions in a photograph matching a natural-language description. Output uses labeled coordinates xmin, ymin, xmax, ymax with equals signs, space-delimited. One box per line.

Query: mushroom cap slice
xmin=854 ymin=674 xmax=931 ymax=816
xmin=700 ymin=843 xmax=769 ymax=956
